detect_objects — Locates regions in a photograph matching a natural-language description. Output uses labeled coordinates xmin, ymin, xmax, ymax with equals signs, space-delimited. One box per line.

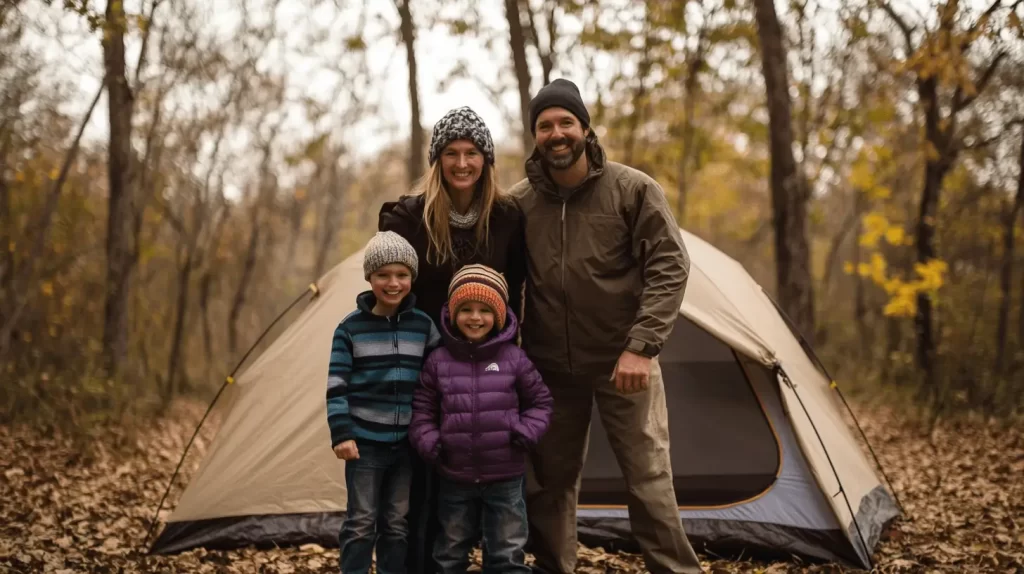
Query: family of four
xmin=325 ymin=78 xmax=703 ymax=574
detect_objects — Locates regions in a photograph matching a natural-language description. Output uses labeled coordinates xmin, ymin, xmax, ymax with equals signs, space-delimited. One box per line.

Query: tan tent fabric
xmin=166 ymin=228 xmax=888 ymax=561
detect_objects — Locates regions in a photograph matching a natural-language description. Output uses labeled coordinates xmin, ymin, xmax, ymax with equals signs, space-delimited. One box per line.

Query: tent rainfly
xmin=149 ymin=229 xmax=900 ymax=569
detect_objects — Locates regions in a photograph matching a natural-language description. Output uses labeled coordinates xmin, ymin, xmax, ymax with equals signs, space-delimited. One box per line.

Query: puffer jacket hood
xmin=409 ymin=309 xmax=552 ymax=484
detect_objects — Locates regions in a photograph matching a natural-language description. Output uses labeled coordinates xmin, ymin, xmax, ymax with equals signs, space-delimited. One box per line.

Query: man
xmin=509 ymin=78 xmax=703 ymax=574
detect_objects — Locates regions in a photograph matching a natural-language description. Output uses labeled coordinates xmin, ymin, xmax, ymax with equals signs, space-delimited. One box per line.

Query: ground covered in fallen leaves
xmin=1 ymin=401 xmax=1022 ymax=573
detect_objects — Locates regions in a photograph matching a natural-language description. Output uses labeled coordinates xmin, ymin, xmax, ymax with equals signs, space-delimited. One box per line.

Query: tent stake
xmin=760 ymin=288 xmax=907 ymax=519
xmin=141 ymin=284 xmax=320 ymax=552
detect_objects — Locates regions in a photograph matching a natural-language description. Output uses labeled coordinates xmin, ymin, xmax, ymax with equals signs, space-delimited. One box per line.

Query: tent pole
xmin=760 ymin=288 xmax=907 ymax=518
xmin=141 ymin=283 xmax=321 ymax=552
xmin=776 ymin=365 xmax=874 ymax=570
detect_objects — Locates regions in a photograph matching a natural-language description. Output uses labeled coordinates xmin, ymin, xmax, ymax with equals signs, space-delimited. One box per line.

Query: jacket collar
xmin=524 ymin=131 xmax=606 ymax=201
xmin=355 ymin=290 xmax=418 ymax=318
xmin=439 ymin=306 xmax=518 ymax=361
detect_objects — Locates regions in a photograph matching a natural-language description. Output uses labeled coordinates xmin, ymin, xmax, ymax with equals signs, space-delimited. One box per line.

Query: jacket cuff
xmin=625 ymin=337 xmax=660 ymax=358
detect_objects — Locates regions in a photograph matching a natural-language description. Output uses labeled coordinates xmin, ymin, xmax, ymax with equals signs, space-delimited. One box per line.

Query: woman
xmin=378 ymin=106 xmax=526 ymax=574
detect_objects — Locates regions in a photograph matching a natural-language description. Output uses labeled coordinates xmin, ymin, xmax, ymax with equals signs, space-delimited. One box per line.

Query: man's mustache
xmin=545 ymin=137 xmax=573 ymax=150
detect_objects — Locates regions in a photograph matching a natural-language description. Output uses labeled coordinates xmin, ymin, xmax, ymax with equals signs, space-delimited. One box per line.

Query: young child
xmin=326 ymin=230 xmax=440 ymax=574
xmin=409 ymin=264 xmax=553 ymax=574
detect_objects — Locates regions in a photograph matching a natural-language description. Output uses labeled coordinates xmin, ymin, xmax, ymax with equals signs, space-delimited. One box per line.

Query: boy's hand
xmin=333 ymin=440 xmax=359 ymax=461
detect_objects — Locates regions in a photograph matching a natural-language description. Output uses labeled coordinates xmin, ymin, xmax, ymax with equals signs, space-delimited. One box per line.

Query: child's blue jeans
xmin=339 ymin=440 xmax=412 ymax=574
xmin=434 ymin=475 xmax=530 ymax=574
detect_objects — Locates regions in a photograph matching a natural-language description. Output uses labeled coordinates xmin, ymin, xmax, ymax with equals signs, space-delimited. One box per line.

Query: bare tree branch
xmin=953 ymin=51 xmax=1008 ymax=112
xmin=879 ymin=1 xmax=916 ymax=56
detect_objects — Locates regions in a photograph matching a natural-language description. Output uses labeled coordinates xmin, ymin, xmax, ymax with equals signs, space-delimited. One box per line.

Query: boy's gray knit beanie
xmin=363 ymin=231 xmax=419 ymax=280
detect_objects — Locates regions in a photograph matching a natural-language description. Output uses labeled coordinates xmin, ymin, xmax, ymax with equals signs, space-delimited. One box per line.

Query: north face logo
xmin=485 ymin=363 xmax=500 ymax=372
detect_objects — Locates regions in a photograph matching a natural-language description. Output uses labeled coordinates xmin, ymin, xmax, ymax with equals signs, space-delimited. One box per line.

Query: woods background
xmin=2 ymin=0 xmax=1023 ymax=431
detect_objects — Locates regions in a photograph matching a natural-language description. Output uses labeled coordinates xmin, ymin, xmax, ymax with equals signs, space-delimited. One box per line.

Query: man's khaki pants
xmin=525 ymin=360 xmax=703 ymax=574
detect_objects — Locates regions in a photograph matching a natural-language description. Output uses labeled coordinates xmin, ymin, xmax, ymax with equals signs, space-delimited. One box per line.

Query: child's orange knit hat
xmin=447 ymin=264 xmax=509 ymax=330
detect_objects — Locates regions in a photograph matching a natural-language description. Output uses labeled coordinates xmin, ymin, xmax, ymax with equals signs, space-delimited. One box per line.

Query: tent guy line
xmin=142 ymin=283 xmax=322 ymax=551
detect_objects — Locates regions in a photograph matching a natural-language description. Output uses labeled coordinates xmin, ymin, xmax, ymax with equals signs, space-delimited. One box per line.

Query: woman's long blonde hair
xmin=416 ymin=161 xmax=508 ymax=266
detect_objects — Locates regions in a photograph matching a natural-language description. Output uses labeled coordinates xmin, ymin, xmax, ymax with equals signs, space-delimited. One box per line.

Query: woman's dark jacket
xmin=377 ymin=193 xmax=526 ymax=329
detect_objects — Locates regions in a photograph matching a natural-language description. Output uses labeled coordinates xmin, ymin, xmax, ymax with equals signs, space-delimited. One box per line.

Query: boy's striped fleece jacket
xmin=326 ymin=291 xmax=440 ymax=446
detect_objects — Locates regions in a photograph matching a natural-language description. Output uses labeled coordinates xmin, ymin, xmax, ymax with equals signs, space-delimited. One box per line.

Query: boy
xmin=327 ymin=230 xmax=440 ymax=574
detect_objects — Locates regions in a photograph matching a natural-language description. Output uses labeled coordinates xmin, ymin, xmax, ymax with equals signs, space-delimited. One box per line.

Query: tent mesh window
xmin=579 ymin=318 xmax=781 ymax=508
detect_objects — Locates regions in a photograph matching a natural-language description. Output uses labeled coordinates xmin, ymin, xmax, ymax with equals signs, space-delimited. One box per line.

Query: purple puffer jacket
xmin=409 ymin=307 xmax=553 ymax=484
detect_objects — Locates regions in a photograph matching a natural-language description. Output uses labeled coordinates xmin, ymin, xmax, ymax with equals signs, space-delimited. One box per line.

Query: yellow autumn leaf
xmin=869 ymin=186 xmax=892 ymax=200
xmin=914 ymin=259 xmax=948 ymax=291
xmin=885 ymin=226 xmax=906 ymax=245
xmin=40 ymin=282 xmax=54 ymax=297
xmin=883 ymin=277 xmax=904 ymax=295
xmin=857 ymin=263 xmax=872 ymax=277
xmin=883 ymin=284 xmax=919 ymax=317
xmin=843 ymin=262 xmax=855 ymax=275
xmin=869 ymin=253 xmax=888 ymax=285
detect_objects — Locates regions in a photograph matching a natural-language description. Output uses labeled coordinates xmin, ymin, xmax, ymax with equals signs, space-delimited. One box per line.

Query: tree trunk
xmin=524 ymin=0 xmax=556 ymax=85
xmin=914 ymin=77 xmax=951 ymax=393
xmin=228 ymin=213 xmax=260 ymax=355
xmin=677 ymin=37 xmax=705 ymax=226
xmin=101 ymin=0 xmax=136 ymax=379
xmin=752 ymin=0 xmax=815 ymax=343
xmin=396 ymin=0 xmax=424 ymax=187
xmin=313 ymin=164 xmax=346 ymax=279
xmin=164 ymin=249 xmax=193 ymax=403
xmin=997 ymin=130 xmax=1024 ymax=370
xmin=504 ymin=0 xmax=534 ymax=157
xmin=624 ymin=32 xmax=651 ymax=167
xmin=198 ymin=271 xmax=214 ymax=367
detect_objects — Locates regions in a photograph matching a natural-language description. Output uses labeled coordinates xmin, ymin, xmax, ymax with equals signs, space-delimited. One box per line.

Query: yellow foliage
xmin=914 ymin=259 xmax=948 ymax=292
xmin=40 ymin=282 xmax=54 ymax=297
xmin=859 ymin=212 xmax=890 ymax=248
xmin=869 ymin=186 xmax=892 ymax=200
xmin=869 ymin=253 xmax=887 ymax=284
xmin=843 ymin=262 xmax=855 ymax=275
xmin=850 ymin=160 xmax=875 ymax=190
xmin=883 ymin=283 xmax=918 ymax=317
xmin=885 ymin=226 xmax=906 ymax=245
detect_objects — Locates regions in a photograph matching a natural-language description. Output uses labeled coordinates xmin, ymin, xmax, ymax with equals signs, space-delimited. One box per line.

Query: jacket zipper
xmin=392 ymin=315 xmax=400 ymax=440
xmin=470 ymin=352 xmax=478 ymax=482
xmin=560 ymin=200 xmax=573 ymax=374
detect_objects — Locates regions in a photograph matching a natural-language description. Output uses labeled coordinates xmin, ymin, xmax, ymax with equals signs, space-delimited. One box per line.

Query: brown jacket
xmin=509 ymin=134 xmax=690 ymax=375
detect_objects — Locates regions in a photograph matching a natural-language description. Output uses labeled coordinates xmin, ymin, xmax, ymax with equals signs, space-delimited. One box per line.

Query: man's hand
xmin=612 ymin=350 xmax=652 ymax=394
xmin=333 ymin=440 xmax=359 ymax=461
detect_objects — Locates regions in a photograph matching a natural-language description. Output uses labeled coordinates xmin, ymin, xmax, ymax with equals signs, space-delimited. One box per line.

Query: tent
xmin=150 ymin=229 xmax=900 ymax=569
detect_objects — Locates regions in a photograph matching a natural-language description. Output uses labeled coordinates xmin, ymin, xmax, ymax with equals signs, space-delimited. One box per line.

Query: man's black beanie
xmin=528 ymin=78 xmax=591 ymax=134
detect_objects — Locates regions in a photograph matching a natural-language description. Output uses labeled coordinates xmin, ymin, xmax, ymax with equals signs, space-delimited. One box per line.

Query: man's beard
xmin=540 ymin=135 xmax=586 ymax=170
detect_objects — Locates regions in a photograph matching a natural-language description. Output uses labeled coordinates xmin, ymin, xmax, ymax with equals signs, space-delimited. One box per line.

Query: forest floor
xmin=1 ymin=400 xmax=1022 ymax=573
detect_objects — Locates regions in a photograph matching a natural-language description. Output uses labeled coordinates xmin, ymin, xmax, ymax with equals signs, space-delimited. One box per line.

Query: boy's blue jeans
xmin=434 ymin=475 xmax=530 ymax=574
xmin=339 ymin=441 xmax=412 ymax=574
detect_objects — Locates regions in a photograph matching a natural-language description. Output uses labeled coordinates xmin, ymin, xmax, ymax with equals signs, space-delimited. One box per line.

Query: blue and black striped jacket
xmin=326 ymin=291 xmax=440 ymax=446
